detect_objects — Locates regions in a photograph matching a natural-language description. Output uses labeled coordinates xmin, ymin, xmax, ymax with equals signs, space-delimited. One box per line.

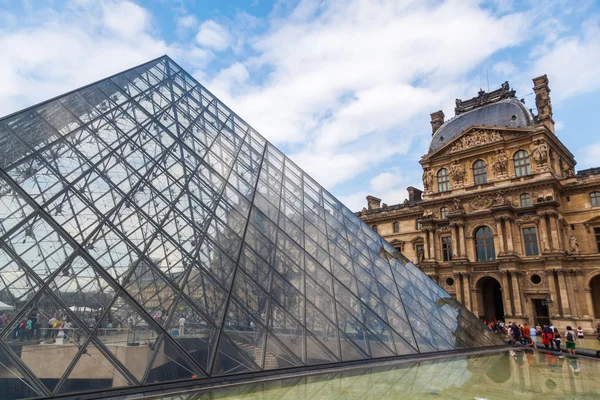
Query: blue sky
xmin=1 ymin=0 xmax=599 ymax=211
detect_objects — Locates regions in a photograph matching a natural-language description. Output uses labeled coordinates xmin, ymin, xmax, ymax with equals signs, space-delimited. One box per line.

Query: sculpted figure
xmin=422 ymin=168 xmax=433 ymax=192
xmin=450 ymin=160 xmax=465 ymax=185
xmin=451 ymin=197 xmax=465 ymax=212
xmin=569 ymin=234 xmax=580 ymax=254
xmin=532 ymin=140 xmax=549 ymax=166
xmin=492 ymin=150 xmax=508 ymax=178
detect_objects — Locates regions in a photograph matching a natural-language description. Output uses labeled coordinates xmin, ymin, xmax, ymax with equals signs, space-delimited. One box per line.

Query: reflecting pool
xmin=153 ymin=351 xmax=600 ymax=399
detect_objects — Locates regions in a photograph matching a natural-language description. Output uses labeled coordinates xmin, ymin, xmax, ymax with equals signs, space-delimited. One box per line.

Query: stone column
xmin=463 ymin=273 xmax=472 ymax=311
xmin=425 ymin=229 xmax=434 ymax=260
xmin=500 ymin=271 xmax=513 ymax=316
xmin=566 ymin=270 xmax=579 ymax=318
xmin=505 ymin=218 xmax=515 ymax=253
xmin=537 ymin=217 xmax=550 ymax=254
xmin=454 ymin=273 xmax=463 ymax=304
xmin=556 ymin=270 xmax=572 ymax=318
xmin=548 ymin=213 xmax=561 ymax=252
xmin=451 ymin=225 xmax=459 ymax=260
xmin=576 ymin=271 xmax=590 ymax=317
xmin=458 ymin=224 xmax=466 ymax=258
xmin=546 ymin=270 xmax=559 ymax=318
xmin=510 ymin=271 xmax=523 ymax=316
xmin=494 ymin=219 xmax=504 ymax=256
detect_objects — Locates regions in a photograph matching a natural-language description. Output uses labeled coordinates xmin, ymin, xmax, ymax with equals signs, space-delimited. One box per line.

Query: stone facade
xmin=357 ymin=77 xmax=600 ymax=333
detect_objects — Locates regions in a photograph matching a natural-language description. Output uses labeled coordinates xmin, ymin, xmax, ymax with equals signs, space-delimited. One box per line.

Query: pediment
xmin=584 ymin=215 xmax=600 ymax=232
xmin=422 ymin=126 xmax=528 ymax=161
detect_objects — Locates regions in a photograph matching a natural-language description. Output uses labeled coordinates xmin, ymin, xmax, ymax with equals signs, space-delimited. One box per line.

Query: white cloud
xmin=195 ymin=20 xmax=231 ymax=51
xmin=493 ymin=61 xmax=517 ymax=76
xmin=177 ymin=14 xmax=198 ymax=31
xmin=579 ymin=141 xmax=600 ymax=169
xmin=0 ymin=1 xmax=209 ymax=116
xmin=209 ymin=0 xmax=530 ymax=189
xmin=531 ymin=18 xmax=600 ymax=101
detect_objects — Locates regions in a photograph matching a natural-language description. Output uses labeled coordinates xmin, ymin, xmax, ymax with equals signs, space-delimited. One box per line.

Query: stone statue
xmin=494 ymin=192 xmax=507 ymax=205
xmin=422 ymin=209 xmax=434 ymax=218
xmin=569 ymin=234 xmax=580 ymax=254
xmin=532 ymin=140 xmax=549 ymax=166
xmin=417 ymin=248 xmax=425 ymax=264
xmin=422 ymin=168 xmax=433 ymax=192
xmin=492 ymin=150 xmax=508 ymax=178
xmin=450 ymin=160 xmax=465 ymax=186
xmin=361 ymin=207 xmax=367 ymax=215
xmin=451 ymin=197 xmax=464 ymax=213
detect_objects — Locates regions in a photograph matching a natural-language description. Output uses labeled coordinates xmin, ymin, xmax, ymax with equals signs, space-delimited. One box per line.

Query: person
xmin=529 ymin=324 xmax=537 ymax=348
xmin=522 ymin=323 xmax=531 ymax=347
xmin=535 ymin=323 xmax=542 ymax=335
xmin=553 ymin=327 xmax=562 ymax=353
xmin=576 ymin=326 xmax=584 ymax=346
xmin=565 ymin=326 xmax=576 ymax=355
xmin=541 ymin=325 xmax=552 ymax=349
xmin=178 ymin=315 xmax=186 ymax=336
xmin=510 ymin=323 xmax=521 ymax=346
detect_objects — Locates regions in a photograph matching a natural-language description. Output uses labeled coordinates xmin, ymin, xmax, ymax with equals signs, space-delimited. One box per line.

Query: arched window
xmin=520 ymin=193 xmax=531 ymax=207
xmin=437 ymin=168 xmax=450 ymax=192
xmin=513 ymin=150 xmax=531 ymax=177
xmin=591 ymin=192 xmax=600 ymax=207
xmin=440 ymin=206 xmax=448 ymax=219
xmin=475 ymin=226 xmax=496 ymax=262
xmin=473 ymin=160 xmax=488 ymax=185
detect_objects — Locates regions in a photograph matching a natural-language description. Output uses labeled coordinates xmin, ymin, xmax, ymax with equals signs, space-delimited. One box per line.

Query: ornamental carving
xmin=422 ymin=167 xmax=433 ymax=193
xmin=450 ymin=197 xmax=465 ymax=213
xmin=449 ymin=160 xmax=465 ymax=186
xmin=450 ymin=130 xmax=502 ymax=152
xmin=491 ymin=150 xmax=508 ymax=179
xmin=568 ymin=233 xmax=580 ymax=254
xmin=532 ymin=139 xmax=550 ymax=167
xmin=469 ymin=194 xmax=494 ymax=211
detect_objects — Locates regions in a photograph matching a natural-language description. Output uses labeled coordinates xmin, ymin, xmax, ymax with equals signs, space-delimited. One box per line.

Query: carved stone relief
xmin=422 ymin=167 xmax=433 ymax=193
xmin=491 ymin=149 xmax=509 ymax=179
xmin=449 ymin=160 xmax=465 ymax=187
xmin=450 ymin=130 xmax=503 ymax=152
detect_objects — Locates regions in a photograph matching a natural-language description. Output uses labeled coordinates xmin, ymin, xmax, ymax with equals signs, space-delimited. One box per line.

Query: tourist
xmin=576 ymin=326 xmax=584 ymax=346
xmin=178 ymin=315 xmax=186 ymax=336
xmin=541 ymin=325 xmax=552 ymax=349
xmin=510 ymin=323 xmax=521 ymax=345
xmin=535 ymin=323 xmax=542 ymax=335
xmin=522 ymin=323 xmax=531 ymax=347
xmin=529 ymin=325 xmax=537 ymax=348
xmin=553 ymin=327 xmax=562 ymax=353
xmin=565 ymin=326 xmax=576 ymax=355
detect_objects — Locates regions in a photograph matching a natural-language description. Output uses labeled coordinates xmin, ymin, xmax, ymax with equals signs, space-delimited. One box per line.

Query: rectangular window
xmin=441 ymin=236 xmax=453 ymax=261
xmin=393 ymin=221 xmax=399 ymax=233
xmin=592 ymin=192 xmax=600 ymax=207
xmin=523 ymin=227 xmax=539 ymax=256
xmin=440 ymin=207 xmax=448 ymax=219
xmin=416 ymin=221 xmax=422 ymax=231
xmin=595 ymin=228 xmax=600 ymax=252
xmin=520 ymin=193 xmax=531 ymax=207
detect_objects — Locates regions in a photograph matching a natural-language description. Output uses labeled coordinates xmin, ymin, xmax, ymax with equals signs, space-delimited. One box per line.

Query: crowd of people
xmin=482 ymin=318 xmax=600 ymax=356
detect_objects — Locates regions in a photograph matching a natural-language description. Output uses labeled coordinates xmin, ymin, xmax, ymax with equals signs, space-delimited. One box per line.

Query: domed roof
xmin=428 ymin=94 xmax=535 ymax=154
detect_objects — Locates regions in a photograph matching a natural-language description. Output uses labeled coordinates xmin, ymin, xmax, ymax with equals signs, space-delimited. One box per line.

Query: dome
xmin=428 ymin=97 xmax=535 ymax=154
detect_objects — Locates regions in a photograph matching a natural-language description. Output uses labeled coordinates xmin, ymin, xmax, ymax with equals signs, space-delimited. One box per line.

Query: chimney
xmin=430 ymin=110 xmax=445 ymax=135
xmin=366 ymin=195 xmax=382 ymax=210
xmin=532 ymin=75 xmax=555 ymax=134
xmin=407 ymin=186 xmax=422 ymax=202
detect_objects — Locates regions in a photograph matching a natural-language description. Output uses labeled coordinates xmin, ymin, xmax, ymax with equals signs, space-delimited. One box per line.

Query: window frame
xmin=520 ymin=193 xmax=531 ymax=207
xmin=416 ymin=221 xmax=422 ymax=231
xmin=522 ymin=226 xmax=539 ymax=256
xmin=441 ymin=236 xmax=453 ymax=262
xmin=393 ymin=221 xmax=400 ymax=233
xmin=513 ymin=150 xmax=531 ymax=177
xmin=595 ymin=227 xmax=600 ymax=253
xmin=437 ymin=168 xmax=450 ymax=192
xmin=472 ymin=159 xmax=488 ymax=185
xmin=440 ymin=206 xmax=448 ymax=219
xmin=591 ymin=192 xmax=600 ymax=207
xmin=474 ymin=226 xmax=496 ymax=262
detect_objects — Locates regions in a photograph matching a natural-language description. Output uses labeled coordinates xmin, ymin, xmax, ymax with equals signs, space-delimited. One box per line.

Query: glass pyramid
xmin=0 ymin=56 xmax=504 ymax=398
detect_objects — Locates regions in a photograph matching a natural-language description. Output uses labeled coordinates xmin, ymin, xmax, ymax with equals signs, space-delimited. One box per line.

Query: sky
xmin=1 ymin=0 xmax=599 ymax=212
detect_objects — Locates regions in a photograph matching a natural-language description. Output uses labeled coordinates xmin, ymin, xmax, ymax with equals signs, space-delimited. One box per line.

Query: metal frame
xmin=0 ymin=56 xmax=504 ymax=399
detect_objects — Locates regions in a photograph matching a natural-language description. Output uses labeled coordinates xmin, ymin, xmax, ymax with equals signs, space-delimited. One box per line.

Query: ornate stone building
xmin=358 ymin=76 xmax=600 ymax=332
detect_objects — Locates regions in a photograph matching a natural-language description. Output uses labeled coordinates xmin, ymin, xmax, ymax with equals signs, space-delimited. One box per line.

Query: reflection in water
xmin=155 ymin=351 xmax=600 ymax=400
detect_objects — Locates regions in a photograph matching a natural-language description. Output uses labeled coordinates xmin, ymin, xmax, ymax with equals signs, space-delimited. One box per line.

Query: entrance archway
xmin=477 ymin=276 xmax=504 ymax=321
xmin=591 ymin=275 xmax=600 ymax=319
